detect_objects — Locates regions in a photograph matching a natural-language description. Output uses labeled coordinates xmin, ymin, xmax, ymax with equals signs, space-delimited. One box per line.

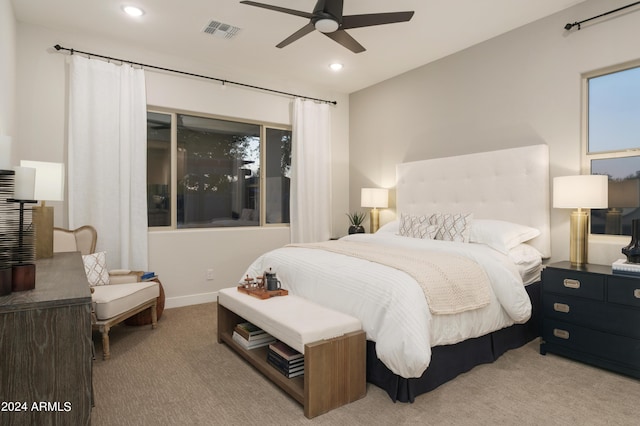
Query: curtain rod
xmin=53 ymin=44 xmax=337 ymax=105
xmin=564 ymin=0 xmax=640 ymax=30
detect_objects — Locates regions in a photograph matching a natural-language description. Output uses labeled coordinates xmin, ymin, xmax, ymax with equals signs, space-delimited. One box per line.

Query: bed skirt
xmin=367 ymin=280 xmax=541 ymax=402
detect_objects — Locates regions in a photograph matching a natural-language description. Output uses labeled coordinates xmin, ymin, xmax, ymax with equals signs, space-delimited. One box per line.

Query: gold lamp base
xmin=569 ymin=209 xmax=589 ymax=266
xmin=32 ymin=204 xmax=54 ymax=259
xmin=369 ymin=208 xmax=380 ymax=234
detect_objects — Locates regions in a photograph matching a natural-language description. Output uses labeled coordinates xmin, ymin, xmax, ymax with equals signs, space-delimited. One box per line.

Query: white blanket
xmin=288 ymin=241 xmax=492 ymax=315
xmin=242 ymin=232 xmax=532 ymax=379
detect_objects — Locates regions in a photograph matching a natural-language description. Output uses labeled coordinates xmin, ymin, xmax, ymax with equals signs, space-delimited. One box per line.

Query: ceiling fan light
xmin=314 ymin=18 xmax=339 ymax=33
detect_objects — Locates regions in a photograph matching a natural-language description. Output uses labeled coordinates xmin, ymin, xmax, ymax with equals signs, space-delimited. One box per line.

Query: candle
xmin=0 ymin=135 xmax=11 ymax=170
xmin=13 ymin=166 xmax=36 ymax=200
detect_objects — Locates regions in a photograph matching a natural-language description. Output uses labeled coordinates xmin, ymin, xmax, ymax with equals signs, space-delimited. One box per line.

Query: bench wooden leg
xmin=304 ymin=330 xmax=366 ymax=418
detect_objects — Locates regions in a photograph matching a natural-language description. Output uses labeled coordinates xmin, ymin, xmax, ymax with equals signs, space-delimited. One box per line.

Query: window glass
xmin=585 ymin=62 xmax=640 ymax=236
xmin=147 ymin=112 xmax=171 ymax=227
xmin=588 ymin=66 xmax=640 ymax=153
xmin=146 ymin=110 xmax=291 ymax=229
xmin=590 ymin=157 xmax=640 ymax=235
xmin=265 ymin=128 xmax=291 ymax=224
xmin=176 ymin=114 xmax=260 ymax=228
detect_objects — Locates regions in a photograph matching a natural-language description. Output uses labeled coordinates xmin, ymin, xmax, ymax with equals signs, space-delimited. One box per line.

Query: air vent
xmin=202 ymin=20 xmax=241 ymax=39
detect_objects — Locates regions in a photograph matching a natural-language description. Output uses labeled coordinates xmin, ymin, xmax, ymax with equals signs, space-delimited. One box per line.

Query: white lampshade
xmin=13 ymin=166 xmax=36 ymax=200
xmin=361 ymin=188 xmax=389 ymax=208
xmin=20 ymin=160 xmax=65 ymax=201
xmin=553 ymin=175 xmax=608 ymax=209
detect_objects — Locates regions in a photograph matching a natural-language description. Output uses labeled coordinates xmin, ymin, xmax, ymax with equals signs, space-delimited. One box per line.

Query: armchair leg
xmin=99 ymin=324 xmax=111 ymax=360
xmin=151 ymin=300 xmax=158 ymax=330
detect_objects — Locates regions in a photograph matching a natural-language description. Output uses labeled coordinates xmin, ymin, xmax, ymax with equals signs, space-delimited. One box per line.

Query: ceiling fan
xmin=240 ymin=0 xmax=414 ymax=53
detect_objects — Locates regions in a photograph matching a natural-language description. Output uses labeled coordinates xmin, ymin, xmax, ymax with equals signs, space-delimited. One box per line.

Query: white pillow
xmin=508 ymin=243 xmax=543 ymax=265
xmin=376 ymin=220 xmax=399 ymax=234
xmin=432 ymin=213 xmax=474 ymax=243
xmin=82 ymin=251 xmax=110 ymax=286
xmin=470 ymin=219 xmax=541 ymax=254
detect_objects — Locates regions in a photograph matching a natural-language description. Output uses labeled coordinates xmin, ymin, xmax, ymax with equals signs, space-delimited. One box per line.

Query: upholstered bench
xmin=217 ymin=287 xmax=366 ymax=418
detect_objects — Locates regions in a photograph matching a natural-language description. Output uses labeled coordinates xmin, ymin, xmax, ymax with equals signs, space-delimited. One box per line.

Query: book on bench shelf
xmin=234 ymin=321 xmax=269 ymax=341
xmin=267 ymin=341 xmax=304 ymax=378
xmin=231 ymin=322 xmax=275 ymax=349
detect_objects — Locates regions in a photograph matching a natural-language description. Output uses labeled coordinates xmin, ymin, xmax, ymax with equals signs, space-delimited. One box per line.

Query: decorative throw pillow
xmin=82 ymin=251 xmax=110 ymax=286
xmin=432 ymin=213 xmax=474 ymax=243
xmin=399 ymin=213 xmax=439 ymax=239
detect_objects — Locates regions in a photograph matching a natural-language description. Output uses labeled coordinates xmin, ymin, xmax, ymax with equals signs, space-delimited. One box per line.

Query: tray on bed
xmin=237 ymin=285 xmax=289 ymax=299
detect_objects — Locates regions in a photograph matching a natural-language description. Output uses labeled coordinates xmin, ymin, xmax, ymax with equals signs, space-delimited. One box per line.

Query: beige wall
xmin=14 ymin=21 xmax=349 ymax=308
xmin=0 ymin=0 xmax=16 ymax=152
xmin=349 ymin=0 xmax=640 ymax=265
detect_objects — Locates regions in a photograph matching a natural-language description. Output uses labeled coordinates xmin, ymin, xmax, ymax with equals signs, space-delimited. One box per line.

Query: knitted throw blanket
xmin=288 ymin=241 xmax=491 ymax=315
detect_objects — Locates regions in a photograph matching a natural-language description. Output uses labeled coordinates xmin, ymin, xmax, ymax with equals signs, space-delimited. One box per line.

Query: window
xmin=146 ymin=110 xmax=291 ymax=229
xmin=584 ymin=61 xmax=640 ymax=236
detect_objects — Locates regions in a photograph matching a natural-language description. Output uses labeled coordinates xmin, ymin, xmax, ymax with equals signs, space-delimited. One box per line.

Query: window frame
xmin=581 ymin=58 xmax=640 ymax=238
xmin=147 ymin=106 xmax=292 ymax=230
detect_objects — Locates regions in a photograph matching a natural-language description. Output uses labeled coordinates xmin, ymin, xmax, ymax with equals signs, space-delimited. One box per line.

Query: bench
xmin=217 ymin=287 xmax=366 ymax=418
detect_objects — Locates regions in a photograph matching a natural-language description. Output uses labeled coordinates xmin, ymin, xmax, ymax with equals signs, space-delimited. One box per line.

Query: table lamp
xmin=20 ymin=161 xmax=65 ymax=259
xmin=553 ymin=175 xmax=608 ymax=266
xmin=361 ymin=188 xmax=388 ymax=233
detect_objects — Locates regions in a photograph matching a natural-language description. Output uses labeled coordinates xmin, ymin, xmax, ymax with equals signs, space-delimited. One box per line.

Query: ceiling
xmin=12 ymin=0 xmax=587 ymax=94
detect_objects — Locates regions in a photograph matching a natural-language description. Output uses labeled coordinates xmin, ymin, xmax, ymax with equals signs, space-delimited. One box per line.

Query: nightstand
xmin=540 ymin=261 xmax=640 ymax=379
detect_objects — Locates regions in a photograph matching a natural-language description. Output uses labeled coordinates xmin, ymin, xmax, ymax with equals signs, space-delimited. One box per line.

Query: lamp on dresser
xmin=553 ymin=175 xmax=608 ymax=266
xmin=20 ymin=161 xmax=65 ymax=259
xmin=361 ymin=188 xmax=388 ymax=233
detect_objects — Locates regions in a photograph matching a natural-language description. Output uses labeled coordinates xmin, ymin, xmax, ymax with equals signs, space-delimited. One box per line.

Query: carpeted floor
xmin=91 ymin=302 xmax=640 ymax=425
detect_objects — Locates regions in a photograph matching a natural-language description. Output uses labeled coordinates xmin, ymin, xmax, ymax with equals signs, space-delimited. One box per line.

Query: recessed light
xmin=123 ymin=6 xmax=144 ymax=17
xmin=329 ymin=63 xmax=343 ymax=71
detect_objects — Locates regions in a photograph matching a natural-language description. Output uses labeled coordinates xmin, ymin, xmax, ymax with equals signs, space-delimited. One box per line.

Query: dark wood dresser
xmin=540 ymin=261 xmax=640 ymax=379
xmin=0 ymin=252 xmax=92 ymax=425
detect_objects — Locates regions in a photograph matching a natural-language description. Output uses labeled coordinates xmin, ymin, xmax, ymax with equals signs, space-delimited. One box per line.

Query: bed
xmin=242 ymin=144 xmax=550 ymax=402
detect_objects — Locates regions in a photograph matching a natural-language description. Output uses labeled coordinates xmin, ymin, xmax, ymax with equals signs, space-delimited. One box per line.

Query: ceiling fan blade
xmin=342 ymin=11 xmax=414 ymax=29
xmin=239 ymin=1 xmax=312 ymax=19
xmin=324 ymin=30 xmax=366 ymax=53
xmin=276 ymin=23 xmax=316 ymax=49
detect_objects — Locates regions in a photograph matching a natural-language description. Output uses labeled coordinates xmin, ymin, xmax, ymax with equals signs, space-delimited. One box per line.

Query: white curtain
xmin=68 ymin=55 xmax=148 ymax=270
xmin=290 ymin=98 xmax=332 ymax=243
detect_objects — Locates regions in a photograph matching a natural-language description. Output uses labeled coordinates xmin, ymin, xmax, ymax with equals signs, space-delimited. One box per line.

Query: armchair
xmin=53 ymin=226 xmax=159 ymax=360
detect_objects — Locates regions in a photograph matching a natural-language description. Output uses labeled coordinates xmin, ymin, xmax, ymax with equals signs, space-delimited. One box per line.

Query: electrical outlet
xmin=206 ymin=269 xmax=214 ymax=280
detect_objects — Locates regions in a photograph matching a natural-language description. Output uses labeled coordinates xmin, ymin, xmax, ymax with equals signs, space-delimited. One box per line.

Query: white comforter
xmin=242 ymin=232 xmax=531 ymax=379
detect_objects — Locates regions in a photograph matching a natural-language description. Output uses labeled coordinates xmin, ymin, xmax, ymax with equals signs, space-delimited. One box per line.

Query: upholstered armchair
xmin=53 ymin=226 xmax=159 ymax=360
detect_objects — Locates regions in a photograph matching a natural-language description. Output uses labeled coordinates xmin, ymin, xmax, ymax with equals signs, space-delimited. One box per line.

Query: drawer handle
xmin=563 ymin=279 xmax=580 ymax=289
xmin=553 ymin=303 xmax=570 ymax=313
xmin=553 ymin=328 xmax=570 ymax=339
xmin=635 ymin=289 xmax=640 ymax=299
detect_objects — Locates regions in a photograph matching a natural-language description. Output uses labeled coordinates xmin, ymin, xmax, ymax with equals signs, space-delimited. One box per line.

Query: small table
xmin=125 ymin=278 xmax=165 ymax=326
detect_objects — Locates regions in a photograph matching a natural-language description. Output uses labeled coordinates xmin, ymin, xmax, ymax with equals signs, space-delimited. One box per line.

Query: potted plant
xmin=346 ymin=212 xmax=366 ymax=234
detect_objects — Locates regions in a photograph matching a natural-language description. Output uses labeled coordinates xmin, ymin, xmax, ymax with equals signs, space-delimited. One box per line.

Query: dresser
xmin=0 ymin=253 xmax=93 ymax=426
xmin=540 ymin=261 xmax=640 ymax=379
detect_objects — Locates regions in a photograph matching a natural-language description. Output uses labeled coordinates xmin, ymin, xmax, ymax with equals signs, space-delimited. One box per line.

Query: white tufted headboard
xmin=396 ymin=144 xmax=550 ymax=257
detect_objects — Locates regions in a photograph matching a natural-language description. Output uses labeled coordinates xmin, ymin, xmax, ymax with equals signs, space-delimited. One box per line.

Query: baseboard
xmin=165 ymin=291 xmax=218 ymax=309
